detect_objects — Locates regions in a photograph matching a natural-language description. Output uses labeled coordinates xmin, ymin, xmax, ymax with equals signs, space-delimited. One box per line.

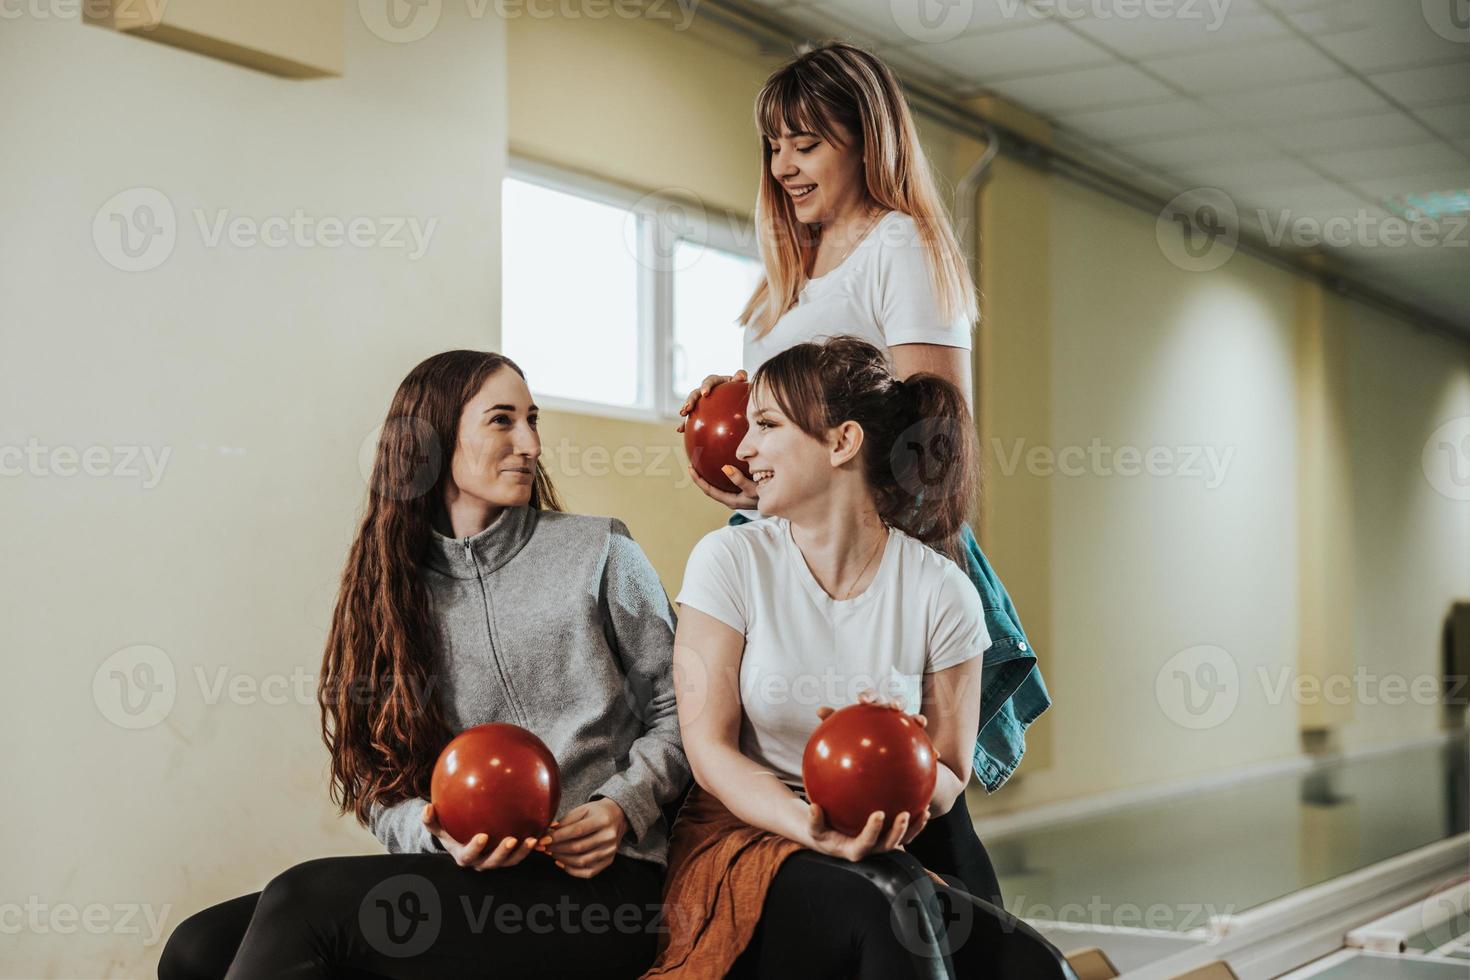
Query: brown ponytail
xmin=752 ymin=336 xmax=977 ymax=562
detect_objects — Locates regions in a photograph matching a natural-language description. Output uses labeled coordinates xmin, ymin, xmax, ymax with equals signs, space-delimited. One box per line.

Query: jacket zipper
xmin=462 ymin=537 xmax=527 ymax=727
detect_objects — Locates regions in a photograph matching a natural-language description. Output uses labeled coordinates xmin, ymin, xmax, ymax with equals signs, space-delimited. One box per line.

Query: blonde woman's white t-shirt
xmin=675 ymin=517 xmax=989 ymax=792
xmin=741 ymin=210 xmax=973 ymax=376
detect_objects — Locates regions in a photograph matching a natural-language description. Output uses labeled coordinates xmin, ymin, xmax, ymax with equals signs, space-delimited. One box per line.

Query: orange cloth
xmin=639 ymin=785 xmax=946 ymax=978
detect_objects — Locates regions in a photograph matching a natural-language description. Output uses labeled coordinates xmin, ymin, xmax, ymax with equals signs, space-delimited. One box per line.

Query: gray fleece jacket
xmin=368 ymin=505 xmax=690 ymax=868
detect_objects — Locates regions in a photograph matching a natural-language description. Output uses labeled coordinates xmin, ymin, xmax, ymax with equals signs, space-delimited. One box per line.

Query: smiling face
xmin=446 ymin=366 xmax=541 ymax=513
xmin=737 ymin=380 xmax=844 ymax=519
xmin=766 ymin=118 xmax=868 ymax=226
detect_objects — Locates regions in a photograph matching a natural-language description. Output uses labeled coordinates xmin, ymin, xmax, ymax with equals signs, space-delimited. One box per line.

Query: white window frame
xmin=505 ymin=156 xmax=759 ymax=422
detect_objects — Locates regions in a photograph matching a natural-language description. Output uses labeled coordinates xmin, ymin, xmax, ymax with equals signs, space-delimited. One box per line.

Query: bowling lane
xmin=977 ymin=734 xmax=1469 ymax=932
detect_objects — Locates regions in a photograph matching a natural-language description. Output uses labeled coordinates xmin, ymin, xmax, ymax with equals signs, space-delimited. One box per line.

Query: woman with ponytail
xmin=644 ymin=338 xmax=1069 ymax=979
xmin=158 ymin=350 xmax=689 ymax=979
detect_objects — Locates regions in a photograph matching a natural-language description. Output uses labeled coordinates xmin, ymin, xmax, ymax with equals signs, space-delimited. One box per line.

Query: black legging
xmin=159 ymin=852 xmax=665 ymax=980
xmin=904 ymin=793 xmax=1004 ymax=908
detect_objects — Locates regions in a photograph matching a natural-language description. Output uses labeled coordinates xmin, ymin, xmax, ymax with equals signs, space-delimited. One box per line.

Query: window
xmin=501 ymin=161 xmax=762 ymax=419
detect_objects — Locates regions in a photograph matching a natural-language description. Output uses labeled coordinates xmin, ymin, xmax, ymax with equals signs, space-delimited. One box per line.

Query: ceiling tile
xmin=1177 ymin=156 xmax=1327 ymax=190
xmin=1205 ymin=75 xmax=1390 ymax=122
xmin=1236 ymin=184 xmax=1376 ymax=215
xmin=1367 ymin=62 xmax=1470 ymax=107
xmin=1055 ymin=97 xmax=1227 ymax=141
xmin=1307 ymin=6 xmax=1470 ymax=73
xmin=1253 ymin=110 xmax=1441 ymax=150
xmin=1067 ymin=9 xmax=1286 ymax=59
xmin=1143 ymin=36 xmax=1345 ymax=94
xmin=798 ymin=0 xmax=1059 ymax=47
xmin=1349 ymin=167 xmax=1470 ymax=199
xmin=1310 ymin=141 xmax=1470 ymax=182
xmin=981 ymin=62 xmax=1176 ymax=115
xmin=1105 ymin=127 xmax=1281 ymax=166
xmin=897 ymin=20 xmax=1114 ymax=81
xmin=1413 ymin=104 xmax=1470 ymax=138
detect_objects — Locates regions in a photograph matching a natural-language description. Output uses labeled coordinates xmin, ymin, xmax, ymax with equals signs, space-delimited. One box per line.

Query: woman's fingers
xmin=721 ymin=465 xmax=759 ymax=498
xmin=550 ymin=828 xmax=615 ymax=857
xmin=881 ymin=812 xmax=910 ymax=852
xmin=475 ymin=836 xmax=536 ymax=871
xmin=687 ymin=466 xmax=753 ymax=509
xmin=815 ymin=705 xmax=835 ymax=720
xmin=902 ymin=809 xmax=930 ymax=845
xmin=454 ymin=833 xmax=490 ymax=866
xmin=853 ymin=811 xmax=886 ymax=855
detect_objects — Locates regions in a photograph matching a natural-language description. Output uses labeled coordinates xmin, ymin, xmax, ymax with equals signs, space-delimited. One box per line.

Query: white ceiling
xmin=745 ymin=0 xmax=1470 ymax=331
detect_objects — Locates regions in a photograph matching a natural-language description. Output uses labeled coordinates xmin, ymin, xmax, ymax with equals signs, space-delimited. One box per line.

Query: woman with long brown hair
xmin=675 ymin=39 xmax=1053 ymax=912
xmin=158 ymin=350 xmax=689 ymax=979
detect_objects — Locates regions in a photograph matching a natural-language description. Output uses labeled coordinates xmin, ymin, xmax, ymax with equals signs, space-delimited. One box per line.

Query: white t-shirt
xmin=741 ymin=210 xmax=973 ymax=376
xmin=675 ymin=517 xmax=990 ymax=791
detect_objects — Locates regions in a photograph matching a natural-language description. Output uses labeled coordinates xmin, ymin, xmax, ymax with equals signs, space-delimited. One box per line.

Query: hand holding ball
xmin=430 ymin=723 xmax=561 ymax=846
xmin=683 ymin=378 xmax=752 ymax=494
xmin=802 ymin=702 xmax=937 ymax=838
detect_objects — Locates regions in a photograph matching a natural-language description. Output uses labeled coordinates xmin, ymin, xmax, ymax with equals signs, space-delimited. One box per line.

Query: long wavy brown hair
xmin=319 ymin=350 xmax=563 ymax=826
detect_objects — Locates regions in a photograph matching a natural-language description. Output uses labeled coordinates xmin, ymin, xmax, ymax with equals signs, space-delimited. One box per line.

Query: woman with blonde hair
xmin=675 ymin=40 xmax=1052 ymax=910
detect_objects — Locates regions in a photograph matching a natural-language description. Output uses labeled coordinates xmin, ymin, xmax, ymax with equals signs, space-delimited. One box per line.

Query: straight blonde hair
xmin=739 ymin=41 xmax=978 ymax=338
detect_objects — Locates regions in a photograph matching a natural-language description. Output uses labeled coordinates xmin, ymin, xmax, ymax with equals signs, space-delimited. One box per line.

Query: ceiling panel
xmin=897 ymin=20 xmax=1114 ymax=81
xmin=1108 ymin=128 xmax=1282 ymax=167
xmin=1204 ymin=75 xmax=1390 ymax=122
xmin=1056 ymin=99 xmax=1229 ymax=142
xmin=1304 ymin=6 xmax=1470 ymax=72
xmin=1143 ymin=36 xmax=1345 ymax=94
xmin=1065 ymin=7 xmax=1285 ymax=59
xmin=1309 ymin=142 xmax=1470 ymax=182
xmin=1412 ymin=104 xmax=1470 ymax=138
xmin=1255 ymin=110 xmax=1441 ymax=150
xmin=979 ymin=62 xmax=1176 ymax=115
xmin=1366 ymin=62 xmax=1470 ymax=107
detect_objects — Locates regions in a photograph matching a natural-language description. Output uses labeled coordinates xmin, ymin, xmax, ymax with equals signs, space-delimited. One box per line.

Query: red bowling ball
xmin=802 ymin=702 xmax=937 ymax=838
xmin=430 ymin=723 xmax=561 ymax=845
xmin=684 ymin=378 xmax=752 ymax=494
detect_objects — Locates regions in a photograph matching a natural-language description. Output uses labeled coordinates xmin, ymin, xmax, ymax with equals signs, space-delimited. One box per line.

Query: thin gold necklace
xmin=837 ymin=527 xmax=886 ymax=600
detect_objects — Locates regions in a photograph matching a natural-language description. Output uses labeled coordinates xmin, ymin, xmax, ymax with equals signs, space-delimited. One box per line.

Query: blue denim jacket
xmin=726 ymin=515 xmax=1051 ymax=793
xmin=957 ymin=522 xmax=1052 ymax=792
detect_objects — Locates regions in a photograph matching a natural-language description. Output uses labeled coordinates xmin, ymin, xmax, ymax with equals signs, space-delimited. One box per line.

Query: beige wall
xmin=0 ymin=7 xmax=507 ymax=976
xmin=1338 ymin=294 xmax=1470 ymax=750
